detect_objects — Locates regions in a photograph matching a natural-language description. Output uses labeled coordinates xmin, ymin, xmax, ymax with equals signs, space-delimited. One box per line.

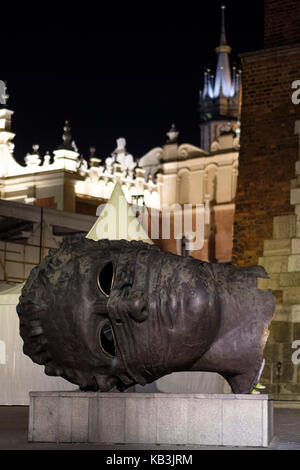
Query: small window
xmin=97 ymin=262 xmax=115 ymax=297
xmin=99 ymin=321 xmax=116 ymax=357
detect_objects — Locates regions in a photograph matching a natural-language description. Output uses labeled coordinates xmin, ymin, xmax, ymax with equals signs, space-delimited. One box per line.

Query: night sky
xmin=4 ymin=1 xmax=264 ymax=164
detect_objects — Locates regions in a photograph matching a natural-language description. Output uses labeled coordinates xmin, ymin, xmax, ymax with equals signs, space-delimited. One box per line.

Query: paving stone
xmin=4 ymin=406 xmax=300 ymax=450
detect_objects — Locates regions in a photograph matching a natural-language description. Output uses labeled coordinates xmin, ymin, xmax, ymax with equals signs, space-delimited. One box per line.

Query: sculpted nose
xmin=124 ymin=293 xmax=148 ymax=323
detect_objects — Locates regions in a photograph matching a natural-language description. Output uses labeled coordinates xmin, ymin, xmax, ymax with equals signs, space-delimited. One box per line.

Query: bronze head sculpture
xmin=17 ymin=239 xmax=275 ymax=393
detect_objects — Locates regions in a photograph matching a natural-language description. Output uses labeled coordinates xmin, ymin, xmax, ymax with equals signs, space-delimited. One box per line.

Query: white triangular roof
xmin=86 ymin=182 xmax=153 ymax=244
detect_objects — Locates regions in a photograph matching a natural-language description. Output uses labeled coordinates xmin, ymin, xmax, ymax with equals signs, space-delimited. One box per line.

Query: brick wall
xmin=264 ymin=0 xmax=300 ymax=48
xmin=232 ymin=46 xmax=300 ymax=266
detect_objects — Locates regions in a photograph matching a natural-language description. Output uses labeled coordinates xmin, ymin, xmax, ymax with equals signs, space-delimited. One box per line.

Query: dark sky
xmin=4 ymin=0 xmax=264 ymax=164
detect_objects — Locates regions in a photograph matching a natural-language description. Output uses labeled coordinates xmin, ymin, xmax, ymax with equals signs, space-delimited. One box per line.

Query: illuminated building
xmin=0 ymin=6 xmax=240 ymax=287
xmin=199 ymin=4 xmax=241 ymax=152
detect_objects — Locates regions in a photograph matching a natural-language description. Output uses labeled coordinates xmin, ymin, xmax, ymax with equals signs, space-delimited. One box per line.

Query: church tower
xmin=199 ymin=4 xmax=241 ymax=151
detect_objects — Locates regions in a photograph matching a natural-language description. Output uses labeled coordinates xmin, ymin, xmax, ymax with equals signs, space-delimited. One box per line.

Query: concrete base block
xmin=28 ymin=392 xmax=273 ymax=448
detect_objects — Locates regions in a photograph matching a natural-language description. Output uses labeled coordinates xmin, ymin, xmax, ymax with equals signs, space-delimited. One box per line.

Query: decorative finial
xmin=116 ymin=137 xmax=126 ymax=151
xmin=25 ymin=144 xmax=41 ymax=166
xmin=111 ymin=137 xmax=127 ymax=161
xmin=89 ymin=146 xmax=101 ymax=167
xmin=43 ymin=151 xmax=51 ymax=166
xmin=166 ymin=123 xmax=179 ymax=144
xmin=89 ymin=146 xmax=96 ymax=157
xmin=32 ymin=144 xmax=40 ymax=154
xmin=0 ymin=81 xmax=9 ymax=107
xmin=72 ymin=140 xmax=78 ymax=153
xmin=59 ymin=120 xmax=75 ymax=151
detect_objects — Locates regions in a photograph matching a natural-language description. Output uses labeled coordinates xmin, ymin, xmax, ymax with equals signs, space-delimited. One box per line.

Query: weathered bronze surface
xmin=17 ymin=239 xmax=275 ymax=393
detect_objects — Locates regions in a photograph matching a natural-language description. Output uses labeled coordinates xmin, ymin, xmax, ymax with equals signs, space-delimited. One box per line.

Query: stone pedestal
xmin=28 ymin=391 xmax=273 ymax=447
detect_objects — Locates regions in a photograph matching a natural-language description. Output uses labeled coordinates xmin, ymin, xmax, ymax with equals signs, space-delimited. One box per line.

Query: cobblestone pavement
xmin=0 ymin=406 xmax=300 ymax=450
xmin=271 ymin=408 xmax=300 ymax=450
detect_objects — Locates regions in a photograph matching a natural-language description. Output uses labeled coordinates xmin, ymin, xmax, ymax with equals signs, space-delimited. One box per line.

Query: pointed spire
xmin=199 ymin=3 xmax=241 ymax=151
xmin=202 ymin=70 xmax=210 ymax=98
xmin=214 ymin=4 xmax=233 ymax=98
xmin=219 ymin=4 xmax=227 ymax=47
xmin=215 ymin=4 xmax=231 ymax=53
xmin=207 ymin=69 xmax=214 ymax=98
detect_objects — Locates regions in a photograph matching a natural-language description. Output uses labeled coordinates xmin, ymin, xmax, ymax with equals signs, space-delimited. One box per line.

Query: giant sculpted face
xmin=17 ymin=239 xmax=275 ymax=394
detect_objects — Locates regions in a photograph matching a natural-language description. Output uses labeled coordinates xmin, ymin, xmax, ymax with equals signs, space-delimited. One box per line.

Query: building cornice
xmin=2 ymin=168 xmax=84 ymax=182
xmin=160 ymin=150 xmax=239 ymax=173
xmin=0 ymin=199 xmax=96 ymax=231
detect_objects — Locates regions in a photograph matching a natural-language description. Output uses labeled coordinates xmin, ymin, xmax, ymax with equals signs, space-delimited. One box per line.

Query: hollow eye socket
xmin=99 ymin=321 xmax=116 ymax=358
xmin=97 ymin=262 xmax=115 ymax=297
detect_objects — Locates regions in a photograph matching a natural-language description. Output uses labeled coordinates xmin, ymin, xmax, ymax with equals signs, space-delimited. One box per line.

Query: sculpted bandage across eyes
xmin=17 ymin=239 xmax=275 ymax=393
